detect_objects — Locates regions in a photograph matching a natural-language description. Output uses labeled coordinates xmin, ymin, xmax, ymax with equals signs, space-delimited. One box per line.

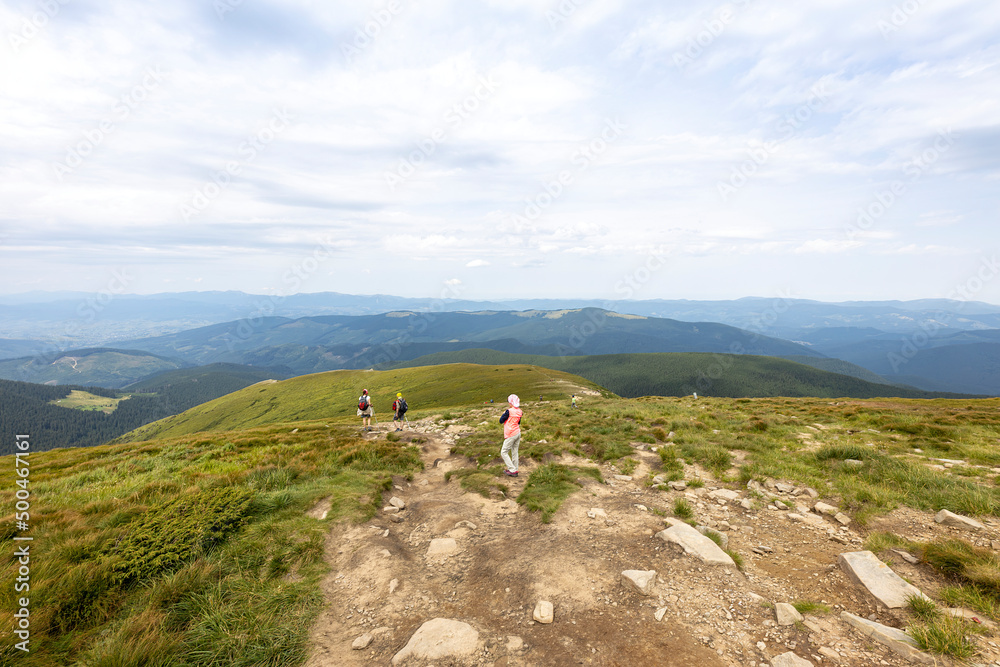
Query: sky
xmin=1 ymin=0 xmax=999 ymax=304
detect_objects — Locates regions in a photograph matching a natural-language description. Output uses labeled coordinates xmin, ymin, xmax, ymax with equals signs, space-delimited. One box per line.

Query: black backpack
xmin=359 ymin=395 xmax=369 ymax=410
xmin=397 ymin=398 xmax=407 ymax=415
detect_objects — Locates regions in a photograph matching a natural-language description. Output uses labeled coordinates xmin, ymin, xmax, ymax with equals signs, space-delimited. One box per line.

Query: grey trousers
xmin=501 ymin=433 xmax=521 ymax=472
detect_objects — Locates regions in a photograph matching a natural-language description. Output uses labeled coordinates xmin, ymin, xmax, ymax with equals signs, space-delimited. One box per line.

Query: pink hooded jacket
xmin=502 ymin=393 xmax=522 ymax=439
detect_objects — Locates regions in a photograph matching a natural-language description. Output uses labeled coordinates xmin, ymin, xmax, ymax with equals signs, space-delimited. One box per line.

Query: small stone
xmin=935 ymin=509 xmax=985 ymax=531
xmin=352 ymin=633 xmax=373 ymax=650
xmin=389 ymin=578 xmax=399 ymax=594
xmin=668 ymin=480 xmax=687 ymax=491
xmin=389 ymin=496 xmax=406 ymax=509
xmin=775 ymin=602 xmax=804 ymax=626
xmin=587 ymin=508 xmax=608 ymax=520
xmin=770 ymin=651 xmax=813 ymax=666
xmin=614 ymin=475 xmax=633 ymax=482
xmin=506 ymin=635 xmax=524 ymax=652
xmin=654 ymin=607 xmax=668 ymax=622
xmin=834 ymin=512 xmax=852 ymax=526
xmin=427 ymin=538 xmax=458 ymax=557
xmin=533 ymin=600 xmax=554 ymax=624
xmin=621 ymin=570 xmax=656 ymax=596
xmin=389 ymin=515 xmax=404 ymax=523
xmin=813 ymin=502 xmax=838 ymax=516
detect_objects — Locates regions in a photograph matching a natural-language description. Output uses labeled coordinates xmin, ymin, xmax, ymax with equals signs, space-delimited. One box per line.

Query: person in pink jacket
xmin=499 ymin=393 xmax=523 ymax=477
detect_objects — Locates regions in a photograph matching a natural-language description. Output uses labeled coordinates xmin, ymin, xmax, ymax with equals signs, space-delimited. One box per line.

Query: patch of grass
xmin=907 ymin=594 xmax=940 ymax=621
xmin=940 ymin=585 xmax=1000 ymax=621
xmin=445 ymin=466 xmax=509 ymax=499
xmin=673 ymin=497 xmax=694 ymax=521
xmin=517 ymin=464 xmax=602 ymax=523
xmin=687 ymin=478 xmax=705 ymax=489
xmin=726 ymin=550 xmax=744 ymax=571
xmin=908 ymin=616 xmax=980 ymax=660
xmin=793 ymin=600 xmax=831 ymax=615
xmin=617 ymin=457 xmax=638 ymax=476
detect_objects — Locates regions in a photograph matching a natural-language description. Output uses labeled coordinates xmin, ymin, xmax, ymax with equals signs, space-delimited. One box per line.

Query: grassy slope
xmin=380 ymin=350 xmax=968 ymax=399
xmin=5 ymin=360 xmax=1000 ymax=664
xmin=115 ymin=363 xmax=610 ymax=443
xmin=0 ymin=348 xmax=186 ymax=388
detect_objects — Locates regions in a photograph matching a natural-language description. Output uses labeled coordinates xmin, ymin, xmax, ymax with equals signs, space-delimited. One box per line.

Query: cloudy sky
xmin=1 ymin=0 xmax=998 ymax=303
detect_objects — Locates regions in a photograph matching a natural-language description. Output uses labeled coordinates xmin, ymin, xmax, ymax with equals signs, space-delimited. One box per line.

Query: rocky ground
xmin=301 ymin=414 xmax=1000 ymax=667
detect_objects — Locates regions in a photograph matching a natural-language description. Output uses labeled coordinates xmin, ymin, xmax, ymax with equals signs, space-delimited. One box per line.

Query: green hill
xmin=379 ymin=350 xmax=977 ymax=399
xmin=115 ymin=363 xmax=610 ymax=443
xmin=0 ymin=348 xmax=186 ymax=388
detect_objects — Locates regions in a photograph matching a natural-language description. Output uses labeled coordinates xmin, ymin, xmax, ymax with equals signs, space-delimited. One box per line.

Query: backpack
xmin=397 ymin=398 xmax=407 ymax=415
xmin=359 ymin=395 xmax=369 ymax=410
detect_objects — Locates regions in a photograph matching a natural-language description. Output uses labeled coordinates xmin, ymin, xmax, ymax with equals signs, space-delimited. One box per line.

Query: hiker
xmin=392 ymin=392 xmax=408 ymax=431
xmin=499 ymin=393 xmax=523 ymax=477
xmin=571 ymin=394 xmax=577 ymax=409
xmin=357 ymin=389 xmax=374 ymax=431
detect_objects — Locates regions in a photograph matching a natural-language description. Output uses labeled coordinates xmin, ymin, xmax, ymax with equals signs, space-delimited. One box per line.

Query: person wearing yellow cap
xmin=391 ymin=392 xmax=408 ymax=431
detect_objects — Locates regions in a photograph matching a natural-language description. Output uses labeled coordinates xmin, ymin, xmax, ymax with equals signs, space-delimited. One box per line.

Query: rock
xmin=668 ymin=481 xmax=687 ymax=491
xmin=740 ymin=499 xmax=753 ymax=510
xmin=834 ymin=512 xmax=852 ymax=526
xmin=840 ymin=612 xmax=936 ymax=664
xmin=389 ymin=515 xmax=404 ymax=523
xmin=654 ymin=607 xmax=668 ymax=622
xmin=291 ymin=428 xmax=299 ymax=434
xmin=352 ymin=633 xmax=373 ymax=650
xmin=506 ymin=635 xmax=524 ymax=652
xmin=817 ymin=647 xmax=840 ymax=662
xmin=838 ymin=551 xmax=931 ymax=608
xmin=696 ymin=525 xmax=729 ymax=550
xmin=427 ymin=538 xmax=458 ymax=557
xmin=614 ymin=474 xmax=633 ymax=482
xmin=533 ymin=600 xmax=554 ymax=624
xmin=802 ymin=487 xmax=819 ymax=499
xmin=709 ymin=489 xmax=740 ymax=501
xmin=634 ymin=504 xmax=648 ymax=511
xmin=621 ymin=569 xmax=656 ymax=596
xmin=652 ymin=474 xmax=667 ymax=484
xmin=813 ymin=502 xmax=838 ymax=516
xmin=383 ymin=506 xmax=399 ymax=514
xmin=587 ymin=508 xmax=608 ymax=520
xmin=891 ymin=549 xmax=919 ymax=564
xmin=389 ymin=496 xmax=406 ymax=509
xmin=844 ymin=459 xmax=864 ymax=468
xmin=389 ymin=578 xmax=399 ymax=594
xmin=935 ymin=509 xmax=985 ymax=531
xmin=774 ymin=482 xmax=795 ymax=494
xmin=657 ymin=519 xmax=735 ymax=567
xmin=775 ymin=602 xmax=803 ymax=626
xmin=770 ymin=651 xmax=812 ymax=666
xmin=391 ymin=618 xmax=480 ymax=665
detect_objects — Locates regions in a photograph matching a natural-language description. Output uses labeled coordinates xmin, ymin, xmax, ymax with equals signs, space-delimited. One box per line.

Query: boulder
xmin=657 ymin=519 xmax=735 ymax=567
xmin=426 ymin=538 xmax=458 ymax=557
xmin=391 ymin=618 xmax=480 ymax=665
xmin=935 ymin=509 xmax=985 ymax=531
xmin=840 ymin=612 xmax=936 ymax=664
xmin=838 ymin=551 xmax=930 ymax=608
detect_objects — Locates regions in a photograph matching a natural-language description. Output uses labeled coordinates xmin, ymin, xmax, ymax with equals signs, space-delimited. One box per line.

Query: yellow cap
xmin=397 ymin=393 xmax=402 ymax=398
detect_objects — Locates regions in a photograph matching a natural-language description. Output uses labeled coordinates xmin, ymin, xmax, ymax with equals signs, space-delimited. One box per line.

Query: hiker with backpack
xmin=357 ymin=389 xmax=374 ymax=431
xmin=499 ymin=393 xmax=523 ymax=477
xmin=392 ymin=392 xmax=408 ymax=431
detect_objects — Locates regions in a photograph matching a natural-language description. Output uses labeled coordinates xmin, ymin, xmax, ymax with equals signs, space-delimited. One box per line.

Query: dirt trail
xmin=303 ymin=418 xmax=1000 ymax=667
